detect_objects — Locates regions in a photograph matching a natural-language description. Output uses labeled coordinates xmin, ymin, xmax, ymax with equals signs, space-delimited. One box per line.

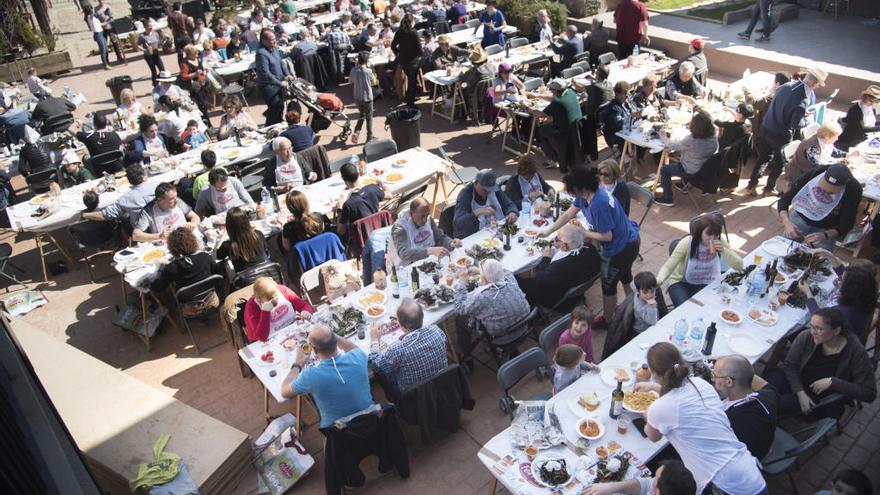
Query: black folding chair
xmin=0 ymin=243 xmax=27 ymax=291
xmin=496 ymin=347 xmax=550 ymax=416
xmin=174 ymin=274 xmax=226 ymax=354
xmin=508 ymin=37 xmax=529 ymax=48
xmin=329 ymin=154 xmax=358 ymax=175
xmin=26 ymin=167 xmax=58 ymax=195
xmin=474 ymin=307 xmax=540 ymax=370
xmin=230 ymin=261 xmax=284 ymax=291
xmin=598 ymin=52 xmax=617 ymax=66
xmin=88 ymin=149 xmax=125 ymax=175
xmin=561 ymin=66 xmax=585 ymax=79
xmin=67 ymin=220 xmax=119 ymax=283
xmin=538 ymin=315 xmax=572 ymax=354
xmin=363 ymin=138 xmax=398 ymax=162
xmin=541 ymin=273 xmax=599 ymax=317
xmin=439 ymin=204 xmax=455 ymax=237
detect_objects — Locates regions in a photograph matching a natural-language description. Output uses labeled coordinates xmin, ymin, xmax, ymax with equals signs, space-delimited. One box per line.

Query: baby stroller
xmin=284 ymin=78 xmax=351 ymax=144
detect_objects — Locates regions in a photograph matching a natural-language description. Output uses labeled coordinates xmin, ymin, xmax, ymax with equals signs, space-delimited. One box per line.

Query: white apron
xmin=471 ymin=190 xmax=504 ymax=229
xmin=152 ymin=204 xmax=186 ymax=231
xmin=210 ymin=185 xmax=242 ymax=213
xmin=684 ymin=242 xmax=721 ymax=286
xmin=275 ymin=157 xmax=304 ymax=186
xmin=268 ymin=296 xmax=298 ymax=334
xmin=791 ymin=174 xmax=844 ymax=221
xmin=518 ymin=174 xmax=543 ymax=200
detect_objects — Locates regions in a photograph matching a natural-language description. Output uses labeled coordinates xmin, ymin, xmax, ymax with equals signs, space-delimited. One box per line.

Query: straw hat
xmin=469 ymin=47 xmax=487 ymax=64
xmin=156 ymin=70 xmax=176 ymax=83
xmin=862 ymin=85 xmax=880 ymax=101
xmin=807 ymin=67 xmax=828 ymax=87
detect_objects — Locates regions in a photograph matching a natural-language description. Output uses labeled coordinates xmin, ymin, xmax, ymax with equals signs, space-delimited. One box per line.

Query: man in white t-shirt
xmin=194 ymin=167 xmax=255 ymax=217
xmin=133 ymin=182 xmax=200 ymax=242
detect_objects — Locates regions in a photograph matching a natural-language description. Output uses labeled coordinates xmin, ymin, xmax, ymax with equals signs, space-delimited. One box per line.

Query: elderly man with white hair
xmin=269 ymin=136 xmax=311 ymax=194
xmin=453 ymin=258 xmax=530 ymax=366
xmin=390 ymin=197 xmax=462 ymax=265
xmin=516 ymin=224 xmax=601 ymax=308
xmin=664 ymin=61 xmax=705 ymax=102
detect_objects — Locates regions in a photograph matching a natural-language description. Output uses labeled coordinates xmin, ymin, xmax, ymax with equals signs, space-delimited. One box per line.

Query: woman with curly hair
xmin=150 ymin=227 xmax=218 ymax=316
xmin=132 ymin=113 xmax=169 ymax=164
xmin=798 ymin=253 xmax=878 ymax=337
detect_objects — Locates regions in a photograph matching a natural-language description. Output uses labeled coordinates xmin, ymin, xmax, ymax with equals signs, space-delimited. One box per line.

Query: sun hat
xmin=861 ymin=85 xmax=880 ymax=101
xmin=156 ymin=71 xmax=176 ymax=82
xmin=547 ymin=78 xmax=567 ymax=92
xmin=475 ymin=169 xmax=499 ymax=192
xmin=498 ymin=62 xmax=513 ymax=73
xmin=62 ymin=149 xmax=82 ymax=165
xmin=469 ymin=47 xmax=487 ymax=64
xmin=807 ymin=67 xmax=828 ymax=87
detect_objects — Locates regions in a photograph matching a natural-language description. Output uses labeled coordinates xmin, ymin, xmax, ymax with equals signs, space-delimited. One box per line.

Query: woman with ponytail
xmin=635 ymin=342 xmax=767 ymax=495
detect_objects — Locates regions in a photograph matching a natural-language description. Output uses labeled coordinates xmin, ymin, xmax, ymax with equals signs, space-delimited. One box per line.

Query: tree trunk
xmin=29 ymin=0 xmax=55 ymax=51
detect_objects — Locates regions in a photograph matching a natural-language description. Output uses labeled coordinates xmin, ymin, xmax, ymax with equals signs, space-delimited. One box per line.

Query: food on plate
xmin=479 ymin=238 xmax=502 ymax=249
xmin=30 ymin=196 xmax=50 ymax=204
xmin=536 ymin=458 xmax=570 ymax=486
xmin=623 ymin=391 xmax=658 ymax=412
xmin=579 ymin=419 xmax=601 ymax=438
xmin=597 ymin=454 xmax=630 ymax=482
xmin=532 ymin=218 xmax=548 ymax=227
xmin=224 ymin=150 xmax=241 ymax=160
xmin=720 ymin=310 xmax=741 ymax=324
xmin=466 ymin=244 xmax=502 ymax=262
xmin=434 ymin=285 xmax=455 ymax=304
xmin=607 ymin=441 xmax=622 ymax=453
xmin=595 ymin=446 xmax=608 ymax=458
xmin=748 ymin=309 xmax=762 ymax=320
xmin=361 ymin=177 xmax=378 ymax=185
xmin=357 ymin=290 xmax=386 ymax=308
xmin=534 ymin=238 xmax=553 ymax=248
xmin=456 ymin=256 xmax=473 ymax=267
xmin=748 ymin=308 xmax=778 ymax=325
xmin=417 ymin=261 xmax=438 ymax=273
xmin=721 ymin=264 xmax=756 ymax=286
xmin=523 ymin=228 xmax=539 ymax=237
xmin=281 ymin=337 xmax=297 ymax=350
xmin=142 ymin=249 xmax=166 ymax=262
xmin=414 ymin=288 xmax=438 ymax=308
xmin=613 ymin=367 xmax=630 ymax=382
xmin=775 ymin=272 xmax=786 ymax=282
xmin=322 ymin=305 xmax=367 ymax=336
xmin=385 ymin=173 xmax=404 ymax=183
xmin=395 ymin=159 xmax=407 ymax=165
xmin=366 ymin=306 xmax=385 ymax=317
xmin=260 ymin=350 xmax=274 ymax=363
xmin=578 ymin=391 xmax=599 ymax=411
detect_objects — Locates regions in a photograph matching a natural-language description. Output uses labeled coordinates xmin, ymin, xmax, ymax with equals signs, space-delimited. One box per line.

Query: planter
xmin=0 ymin=51 xmax=73 ymax=83
xmin=723 ymin=2 xmax=799 ymax=24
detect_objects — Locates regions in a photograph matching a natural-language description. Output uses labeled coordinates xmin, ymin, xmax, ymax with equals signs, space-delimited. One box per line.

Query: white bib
xmin=145 ymin=136 xmax=165 ymax=152
xmin=858 ymin=101 xmax=876 ymax=128
xmin=268 ymin=297 xmax=298 ymax=334
xmin=517 ymin=174 xmax=543 ymax=199
xmin=403 ymin=212 xmax=435 ymax=249
xmin=471 ymin=190 xmax=504 ymax=229
xmin=684 ymin=242 xmax=721 ymax=286
xmin=210 ymin=185 xmax=241 ymax=213
xmin=791 ymin=174 xmax=844 ymax=221
xmin=152 ymin=204 xmax=186 ymax=232
xmin=275 ymin=157 xmax=304 ymax=186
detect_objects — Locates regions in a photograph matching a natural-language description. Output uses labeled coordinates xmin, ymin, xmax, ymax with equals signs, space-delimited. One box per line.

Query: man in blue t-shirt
xmin=282 ymin=323 xmax=374 ymax=428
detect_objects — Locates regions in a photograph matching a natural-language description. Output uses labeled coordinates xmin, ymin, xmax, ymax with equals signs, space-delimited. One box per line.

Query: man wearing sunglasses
xmin=713 ymin=355 xmax=778 ymax=460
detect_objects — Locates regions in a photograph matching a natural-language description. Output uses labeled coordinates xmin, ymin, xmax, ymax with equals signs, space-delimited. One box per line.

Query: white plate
xmin=364 ymin=305 xmax=386 ymax=319
xmin=747 ymin=308 xmax=778 ymax=326
xmin=761 ymin=238 xmax=797 ymax=257
xmin=576 ymin=417 xmax=605 ymax=440
xmin=530 ymin=455 xmax=573 ymax=488
xmin=718 ymin=309 xmax=743 ymax=326
xmin=355 ymin=290 xmax=387 ymax=309
xmin=728 ymin=334 xmax=763 ymax=357
xmin=600 ymin=366 xmax=633 ymax=387
xmin=568 ymin=394 xmax=600 ymax=416
xmin=622 ymin=390 xmax=659 ymax=414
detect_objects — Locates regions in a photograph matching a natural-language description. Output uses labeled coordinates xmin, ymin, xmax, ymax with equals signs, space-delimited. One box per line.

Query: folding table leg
xmin=650 ymin=150 xmax=669 ymax=191
xmin=486 ymin=477 xmax=497 ymax=495
xmin=295 ymin=395 xmax=303 ymax=436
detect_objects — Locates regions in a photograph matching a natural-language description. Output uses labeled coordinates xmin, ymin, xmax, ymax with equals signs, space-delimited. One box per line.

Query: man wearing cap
xmin=550 ymin=25 xmax=584 ymax=77
xmin=431 ymin=34 xmax=469 ymax=69
xmin=683 ymin=38 xmax=707 ymax=77
xmin=453 ymin=169 xmax=518 ymax=238
xmin=534 ymin=79 xmax=583 ymax=168
xmin=50 ymin=150 xmax=95 ymax=189
xmin=777 ymin=165 xmax=862 ymax=250
xmin=256 ymin=29 xmax=294 ymax=126
xmin=391 ymin=197 xmax=461 ymax=265
xmin=744 ymin=67 xmax=827 ymax=195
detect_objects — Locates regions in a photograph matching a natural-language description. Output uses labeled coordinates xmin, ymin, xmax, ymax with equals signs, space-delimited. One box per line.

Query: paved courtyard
xmin=5 ymin=22 xmax=880 ymax=494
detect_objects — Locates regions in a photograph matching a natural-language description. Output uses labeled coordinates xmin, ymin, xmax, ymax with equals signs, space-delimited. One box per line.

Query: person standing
xmin=391 ymin=14 xmax=422 ymax=108
xmin=168 ymin=2 xmax=194 ymax=63
xmin=139 ymin=19 xmax=166 ymax=87
xmin=84 ymin=4 xmax=110 ymax=70
xmin=95 ymin=0 xmax=126 ymax=65
xmin=350 ymin=51 xmax=377 ymax=143
xmin=475 ymin=0 xmax=507 ymax=49
xmin=255 ymin=29 xmax=293 ymax=125
xmin=613 ymin=0 xmax=649 ymax=59
xmin=738 ymin=0 xmax=777 ymax=43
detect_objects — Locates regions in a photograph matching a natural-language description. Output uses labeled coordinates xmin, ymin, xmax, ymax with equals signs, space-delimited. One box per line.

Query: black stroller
xmin=284 ymin=78 xmax=351 ymax=144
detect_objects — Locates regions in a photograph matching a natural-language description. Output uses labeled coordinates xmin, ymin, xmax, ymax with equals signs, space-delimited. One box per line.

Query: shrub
xmin=498 ymin=0 xmax=569 ymax=37
xmin=0 ymin=11 xmax=46 ymax=58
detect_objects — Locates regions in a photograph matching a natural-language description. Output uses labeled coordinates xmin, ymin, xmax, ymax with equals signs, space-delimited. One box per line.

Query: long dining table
xmin=477 ymin=236 xmax=836 ymax=494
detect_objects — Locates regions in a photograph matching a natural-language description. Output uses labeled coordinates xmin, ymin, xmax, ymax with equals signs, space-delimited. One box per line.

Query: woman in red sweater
xmin=244 ymin=277 xmax=315 ymax=342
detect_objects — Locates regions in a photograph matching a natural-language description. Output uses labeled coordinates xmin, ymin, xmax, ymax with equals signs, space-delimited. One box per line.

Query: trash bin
xmin=385 ymin=108 xmax=421 ymax=152
xmin=105 ymin=75 xmax=133 ymax=106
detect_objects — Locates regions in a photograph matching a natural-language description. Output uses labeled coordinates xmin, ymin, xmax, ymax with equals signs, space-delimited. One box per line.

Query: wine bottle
xmin=765 ymin=259 xmax=778 ymax=295
xmin=701 ymin=322 xmax=717 ymax=356
xmin=391 ymin=265 xmax=400 ymax=299
xmin=411 ymin=266 xmax=420 ymax=292
xmin=609 ymin=380 xmax=624 ymax=419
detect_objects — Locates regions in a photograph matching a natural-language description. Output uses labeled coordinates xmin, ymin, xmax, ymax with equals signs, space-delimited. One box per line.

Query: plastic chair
xmin=573 ymin=51 xmax=591 ymax=65
xmin=234 ymin=157 xmax=269 ymax=178
xmin=496 ymin=346 xmax=550 ymax=417
xmin=475 ymin=307 xmax=540 ymax=371
xmin=350 ymin=210 xmax=394 ymax=258
xmin=439 ymin=205 xmax=455 ymax=237
xmin=451 ymin=23 xmax=469 ymax=32
xmin=598 ymin=52 xmax=617 ymax=66
xmin=241 ymin=174 xmax=265 ymax=202
xmin=298 ymin=259 xmax=336 ymax=306
xmin=364 ymin=138 xmax=398 ymax=162
xmin=761 ymin=418 xmax=837 ymax=494
xmin=781 ymin=140 xmax=801 ymax=164
xmin=88 ymin=149 xmax=125 ymax=175
xmin=484 ymin=44 xmax=503 ymax=56
xmin=627 ymin=181 xmax=654 ymax=228
xmin=465 ymin=18 xmax=480 ymax=29
xmin=523 ymin=77 xmax=543 ymax=92
xmin=436 ymin=147 xmax=479 ymax=196
xmin=230 ymin=261 xmax=283 ymax=291
xmin=561 ymin=66 xmax=584 ymax=79
xmin=174 ymin=274 xmax=226 ymax=354
xmin=693 ymin=66 xmax=708 ymax=86
xmin=67 ymin=220 xmax=119 ymax=283
xmin=508 ymin=37 xmax=529 ymax=48
xmin=571 ymin=61 xmax=591 ymax=74
xmin=0 ymin=243 xmax=27 ymax=290
xmin=538 ymin=315 xmax=571 ymax=354
xmin=542 ymin=274 xmax=599 ymax=316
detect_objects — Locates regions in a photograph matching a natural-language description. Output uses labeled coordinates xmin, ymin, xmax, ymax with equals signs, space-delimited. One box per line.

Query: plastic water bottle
xmin=746 ymin=270 xmax=765 ymax=306
xmin=397 ymin=266 xmax=409 ymax=295
xmin=633 ymin=45 xmax=640 ymax=57
xmin=690 ymin=317 xmax=705 ymax=351
xmin=521 ymin=198 xmax=531 ymax=220
xmin=261 ymin=187 xmax=274 ymax=215
xmin=64 ymin=85 xmax=72 ymax=99
xmin=673 ymin=318 xmax=688 ymax=348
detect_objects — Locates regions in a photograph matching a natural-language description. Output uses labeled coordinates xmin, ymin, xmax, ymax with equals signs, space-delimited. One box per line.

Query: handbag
xmin=320 ymin=259 xmax=363 ymax=302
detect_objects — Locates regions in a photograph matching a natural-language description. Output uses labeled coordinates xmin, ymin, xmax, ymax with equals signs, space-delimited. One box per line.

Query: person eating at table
xmin=149 ymin=227 xmax=219 ymax=316
xmin=504 ymin=154 xmax=553 ymax=207
xmin=430 ymin=34 xmax=468 ymax=70
xmin=600 ymin=81 xmax=633 ymax=155
xmin=454 ymin=259 xmax=530 ymax=368
xmin=491 ymin=63 xmax=524 ymax=104
xmin=268 ymin=136 xmax=311 ymax=194
xmin=663 ymin=61 xmax=705 ymax=102
xmin=131 ymin=114 xmax=170 ymax=165
xmin=602 ymin=271 xmax=668 ymax=359
xmin=798 ymin=256 xmax=877 ymax=335
xmin=182 ymin=119 xmax=209 ymax=150
xmin=516 ymin=223 xmax=601 ymax=308
xmin=280 ymin=323 xmax=374 ymax=429
xmin=390 ymin=197 xmax=461 ymax=265
xmin=550 ymin=25 xmax=584 ymax=77
xmin=474 ymin=0 xmax=507 ymax=49
xmin=763 ymin=308 xmax=875 ymax=419
xmin=629 ymin=74 xmax=665 ymax=118
xmin=83 ymin=164 xmax=155 ymax=228
xmin=50 ymin=150 xmax=95 ymax=189
xmin=132 ymin=182 xmax=201 ymax=242
xmin=459 ymin=47 xmax=496 ymax=114
xmin=655 ymin=109 xmax=718 ymax=207
xmin=152 ymin=71 xmax=186 ymax=104
xmin=712 ymin=355 xmax=778 ymax=460
xmin=368 ymin=298 xmax=448 ymax=401
xmin=533 ymin=78 xmax=582 ymax=170
xmin=117 ymin=88 xmax=143 ymax=119
xmin=531 ymin=9 xmax=554 ymax=44
xmin=634 ymin=342 xmax=767 ymax=495
xmin=216 ymin=206 xmax=270 ymax=271
xmin=777 ymin=164 xmax=862 ymax=251
xmin=779 ymin=121 xmax=846 ymax=192
xmin=280 ymin=105 xmax=316 ymax=153
xmin=217 ymin=96 xmax=258 ymax=140
xmin=836 ymin=85 xmax=879 ymax=150
xmin=597 ymin=159 xmax=630 ymax=216
xmin=336 ymin=161 xmax=387 ymax=240
xmin=551 ymin=343 xmax=598 ymax=394
xmin=195 ymin=167 xmax=255 ymax=217
xmin=245 ymin=277 xmax=315 ymax=343
xmin=583 ymin=460 xmax=696 ymax=495
xmin=70 ymin=113 xmax=125 ymax=174
xmin=656 ymin=214 xmax=742 ymax=307
xmin=541 ymin=166 xmax=640 ymax=328
xmin=452 ymin=168 xmax=518 ymax=238
xmin=281 ymin=190 xmax=332 ymax=251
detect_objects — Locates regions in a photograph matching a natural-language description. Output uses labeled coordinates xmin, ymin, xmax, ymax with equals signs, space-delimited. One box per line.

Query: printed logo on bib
xmin=218 ymin=192 xmax=233 ymax=204
xmin=810 ymin=186 xmax=834 ymax=204
xmin=271 ymin=303 xmax=290 ymax=322
xmin=163 ymin=212 xmax=181 ymax=226
xmin=413 ymin=230 xmax=432 ymax=244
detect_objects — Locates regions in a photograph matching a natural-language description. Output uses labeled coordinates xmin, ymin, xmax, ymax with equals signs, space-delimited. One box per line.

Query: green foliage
xmin=0 ymin=11 xmax=46 ymax=58
xmin=498 ymin=0 xmax=569 ymax=37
